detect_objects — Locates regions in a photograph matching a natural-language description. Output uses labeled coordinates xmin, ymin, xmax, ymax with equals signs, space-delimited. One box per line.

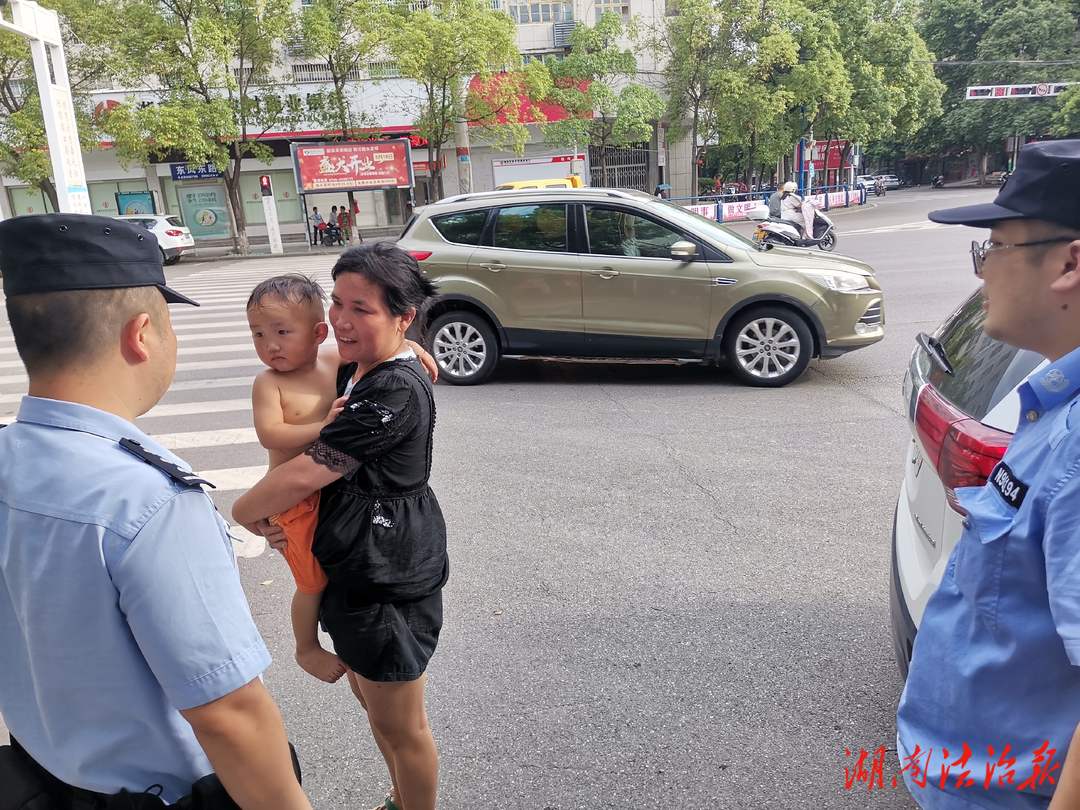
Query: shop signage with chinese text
xmin=292 ymin=140 xmax=413 ymax=193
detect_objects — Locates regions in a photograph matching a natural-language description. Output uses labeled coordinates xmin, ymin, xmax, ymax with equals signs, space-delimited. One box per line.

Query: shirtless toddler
xmin=248 ymin=275 xmax=346 ymax=683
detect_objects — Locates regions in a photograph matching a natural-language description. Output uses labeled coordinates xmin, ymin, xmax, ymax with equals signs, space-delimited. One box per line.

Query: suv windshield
xmin=922 ymin=292 xmax=1044 ymax=419
xmin=648 ymin=200 xmax=759 ymax=251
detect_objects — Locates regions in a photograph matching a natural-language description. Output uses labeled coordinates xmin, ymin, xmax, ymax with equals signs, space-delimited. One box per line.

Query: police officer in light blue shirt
xmin=0 ymin=214 xmax=311 ymax=809
xmin=897 ymin=141 xmax=1080 ymax=809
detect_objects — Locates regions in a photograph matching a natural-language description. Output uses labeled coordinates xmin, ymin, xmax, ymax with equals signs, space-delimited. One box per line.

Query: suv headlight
xmin=797 ymin=269 xmax=871 ymax=294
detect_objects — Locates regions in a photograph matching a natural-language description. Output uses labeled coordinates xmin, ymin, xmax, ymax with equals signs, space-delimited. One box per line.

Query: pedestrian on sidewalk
xmin=897 ymin=140 xmax=1080 ymax=808
xmin=309 ymin=206 xmax=324 ymax=246
xmin=0 ymin=214 xmax=310 ymax=810
xmin=338 ymin=204 xmax=354 ymax=244
xmin=234 ymin=243 xmax=446 ymax=810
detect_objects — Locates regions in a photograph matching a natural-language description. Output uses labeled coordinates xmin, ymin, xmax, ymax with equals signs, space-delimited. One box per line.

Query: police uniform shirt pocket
xmin=952 ymin=487 xmax=1015 ymax=634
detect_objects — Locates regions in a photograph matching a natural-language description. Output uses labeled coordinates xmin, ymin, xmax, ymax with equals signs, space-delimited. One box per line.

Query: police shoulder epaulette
xmin=119 ymin=438 xmax=216 ymax=489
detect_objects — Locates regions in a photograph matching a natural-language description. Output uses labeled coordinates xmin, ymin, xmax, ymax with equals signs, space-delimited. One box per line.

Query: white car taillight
xmin=913 ymin=385 xmax=1011 ymax=513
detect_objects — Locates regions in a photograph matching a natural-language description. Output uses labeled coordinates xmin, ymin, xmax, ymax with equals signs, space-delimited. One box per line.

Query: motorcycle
xmin=749 ymin=204 xmax=838 ymax=252
xmin=873 ymin=178 xmax=886 ymax=197
xmin=931 ymin=175 xmax=945 ymax=188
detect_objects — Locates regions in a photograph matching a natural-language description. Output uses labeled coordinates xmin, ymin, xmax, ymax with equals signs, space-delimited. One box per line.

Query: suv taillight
xmin=409 ymin=251 xmax=432 ymax=261
xmin=165 ymin=229 xmax=183 ymax=237
xmin=914 ymin=385 xmax=1011 ymax=512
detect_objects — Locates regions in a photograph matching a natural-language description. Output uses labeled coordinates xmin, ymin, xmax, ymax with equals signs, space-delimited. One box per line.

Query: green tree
xmin=0 ymin=0 xmax=119 ymax=211
xmin=543 ymin=11 xmax=664 ymax=187
xmin=102 ymin=0 xmax=302 ymax=254
xmin=385 ymin=0 xmax=548 ymax=199
xmin=920 ymin=0 xmax=1078 ymax=182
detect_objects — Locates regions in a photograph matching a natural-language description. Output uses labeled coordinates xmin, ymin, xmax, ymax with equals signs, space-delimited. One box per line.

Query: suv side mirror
xmin=670 ymin=240 xmax=697 ymax=260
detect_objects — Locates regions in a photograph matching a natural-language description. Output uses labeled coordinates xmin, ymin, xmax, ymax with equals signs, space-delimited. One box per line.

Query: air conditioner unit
xmin=553 ymin=21 xmax=577 ymax=47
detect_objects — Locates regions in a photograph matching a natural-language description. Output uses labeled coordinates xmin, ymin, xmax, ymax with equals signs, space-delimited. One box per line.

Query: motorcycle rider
xmin=780 ymin=182 xmax=815 ymax=241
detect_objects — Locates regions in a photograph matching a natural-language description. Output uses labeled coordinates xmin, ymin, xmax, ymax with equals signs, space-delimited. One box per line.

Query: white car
xmin=855 ymin=174 xmax=877 ymax=190
xmin=891 ymin=289 xmax=1045 ymax=677
xmin=116 ymin=215 xmax=196 ymax=265
xmin=876 ymin=174 xmax=901 ymax=190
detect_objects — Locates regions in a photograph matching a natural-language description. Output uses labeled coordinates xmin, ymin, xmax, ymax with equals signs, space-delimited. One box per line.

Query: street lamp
xmin=0 ymin=0 xmax=91 ymax=214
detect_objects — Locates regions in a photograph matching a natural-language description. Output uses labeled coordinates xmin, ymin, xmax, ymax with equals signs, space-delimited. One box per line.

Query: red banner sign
xmin=293 ymin=140 xmax=413 ymax=192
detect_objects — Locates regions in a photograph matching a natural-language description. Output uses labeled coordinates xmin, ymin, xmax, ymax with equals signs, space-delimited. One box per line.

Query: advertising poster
xmin=293 ymin=140 xmax=413 ymax=192
xmin=116 ymin=191 xmax=156 ymax=215
xmin=178 ymin=185 xmax=230 ymax=240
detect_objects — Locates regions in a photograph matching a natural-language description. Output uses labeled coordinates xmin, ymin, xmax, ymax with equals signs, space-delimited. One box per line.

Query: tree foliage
xmin=385 ymin=0 xmax=546 ymax=199
xmin=543 ymin=11 xmax=664 ymax=186
xmin=0 ymin=0 xmax=119 ymax=210
xmin=101 ymin=0 xmax=302 ymax=253
xmin=920 ymin=0 xmax=1078 ymax=181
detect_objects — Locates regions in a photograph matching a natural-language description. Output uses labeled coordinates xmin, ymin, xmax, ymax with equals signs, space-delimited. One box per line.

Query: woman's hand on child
xmin=322 ymin=396 xmax=349 ymax=427
xmin=407 ymin=339 xmax=439 ymax=382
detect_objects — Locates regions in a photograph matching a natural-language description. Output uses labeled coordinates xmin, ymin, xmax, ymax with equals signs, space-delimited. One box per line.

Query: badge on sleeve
xmin=989 ymin=460 xmax=1027 ymax=508
xmin=119 ymin=438 xmax=216 ymax=489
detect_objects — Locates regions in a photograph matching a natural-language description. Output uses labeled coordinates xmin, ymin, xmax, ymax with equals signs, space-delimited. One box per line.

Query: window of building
xmin=594 ymin=0 xmax=630 ymax=22
xmin=508 ymin=1 xmax=572 ymax=23
xmin=292 ymin=63 xmax=362 ymax=83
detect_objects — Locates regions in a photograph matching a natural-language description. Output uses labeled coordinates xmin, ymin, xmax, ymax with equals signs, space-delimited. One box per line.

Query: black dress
xmin=307 ymin=356 xmax=448 ymax=681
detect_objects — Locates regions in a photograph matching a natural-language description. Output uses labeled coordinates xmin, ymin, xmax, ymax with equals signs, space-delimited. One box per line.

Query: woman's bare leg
xmin=349 ymin=671 xmax=438 ymax=810
xmin=346 ymin=669 xmax=402 ymax=806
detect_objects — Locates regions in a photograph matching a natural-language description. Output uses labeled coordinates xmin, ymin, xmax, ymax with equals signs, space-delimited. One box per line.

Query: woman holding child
xmin=234 ymin=243 xmax=446 ymax=810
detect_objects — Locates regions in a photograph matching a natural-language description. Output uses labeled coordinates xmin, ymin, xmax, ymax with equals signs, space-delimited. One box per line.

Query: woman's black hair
xmin=331 ymin=242 xmax=438 ymax=328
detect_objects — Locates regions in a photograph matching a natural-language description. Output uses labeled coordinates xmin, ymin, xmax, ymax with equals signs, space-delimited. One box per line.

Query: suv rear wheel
xmin=723 ymin=306 xmax=813 ymax=387
xmin=429 ymin=311 xmax=499 ymax=385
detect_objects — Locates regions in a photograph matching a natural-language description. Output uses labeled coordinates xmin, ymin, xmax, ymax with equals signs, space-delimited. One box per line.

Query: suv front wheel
xmin=428 ymin=311 xmax=499 ymax=385
xmin=722 ymin=306 xmax=813 ymax=387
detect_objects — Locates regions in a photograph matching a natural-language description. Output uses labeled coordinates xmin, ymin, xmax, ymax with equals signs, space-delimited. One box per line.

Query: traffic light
xmin=259 ymin=175 xmax=272 ymax=197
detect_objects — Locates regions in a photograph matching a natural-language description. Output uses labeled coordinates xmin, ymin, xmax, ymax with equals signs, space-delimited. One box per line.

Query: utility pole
xmin=0 ymin=0 xmax=91 ymax=214
xmin=453 ymin=78 xmax=473 ymax=194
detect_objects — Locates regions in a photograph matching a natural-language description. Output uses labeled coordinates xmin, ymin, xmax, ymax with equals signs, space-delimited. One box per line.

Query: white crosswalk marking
xmin=0 ymin=261 xmax=338 ymax=507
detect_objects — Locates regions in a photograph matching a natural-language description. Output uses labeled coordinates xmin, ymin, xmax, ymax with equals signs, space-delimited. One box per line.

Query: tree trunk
xmin=224 ymin=151 xmax=250 ymax=255
xmin=429 ymin=142 xmax=441 ymax=202
xmin=40 ymin=177 xmax=59 ymax=213
xmin=691 ymin=108 xmax=700 ymax=197
xmin=601 ymin=145 xmax=609 ymax=188
xmin=978 ymin=151 xmax=988 ymax=186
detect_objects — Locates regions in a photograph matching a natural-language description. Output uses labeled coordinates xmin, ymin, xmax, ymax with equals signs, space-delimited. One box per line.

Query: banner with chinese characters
xmin=292 ymin=140 xmax=414 ymax=193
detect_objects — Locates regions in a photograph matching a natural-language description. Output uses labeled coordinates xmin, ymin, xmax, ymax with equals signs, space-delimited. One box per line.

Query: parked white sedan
xmin=116 ymin=215 xmax=195 ymax=265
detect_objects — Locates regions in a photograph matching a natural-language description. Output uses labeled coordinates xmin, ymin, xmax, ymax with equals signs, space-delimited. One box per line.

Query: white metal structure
xmin=0 ymin=0 xmax=91 ymax=214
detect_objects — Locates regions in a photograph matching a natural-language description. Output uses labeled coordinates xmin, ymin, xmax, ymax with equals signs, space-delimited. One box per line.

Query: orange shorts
xmin=270 ymin=492 xmax=328 ymax=595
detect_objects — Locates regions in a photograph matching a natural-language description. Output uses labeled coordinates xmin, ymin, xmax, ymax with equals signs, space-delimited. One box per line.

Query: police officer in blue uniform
xmin=0 ymin=214 xmax=311 ymax=809
xmin=898 ymin=141 xmax=1080 ymax=809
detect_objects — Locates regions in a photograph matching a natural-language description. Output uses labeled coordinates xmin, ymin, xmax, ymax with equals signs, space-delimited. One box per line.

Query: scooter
xmin=749 ymin=205 xmax=838 ymax=251
xmin=874 ymin=178 xmax=886 ymax=197
xmin=931 ymin=175 xmax=945 ymax=188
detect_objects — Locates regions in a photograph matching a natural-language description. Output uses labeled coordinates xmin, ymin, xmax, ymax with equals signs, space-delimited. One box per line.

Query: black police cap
xmin=0 ymin=213 xmax=199 ymax=306
xmin=929 ymin=140 xmax=1080 ymax=229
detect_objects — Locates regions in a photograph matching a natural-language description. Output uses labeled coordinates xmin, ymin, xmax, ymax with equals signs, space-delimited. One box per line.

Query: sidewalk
xmin=181 ymin=234 xmax=396 ymax=265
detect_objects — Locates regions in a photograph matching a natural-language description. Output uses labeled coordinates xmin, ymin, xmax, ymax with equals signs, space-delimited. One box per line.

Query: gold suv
xmin=398 ymin=188 xmax=884 ymax=386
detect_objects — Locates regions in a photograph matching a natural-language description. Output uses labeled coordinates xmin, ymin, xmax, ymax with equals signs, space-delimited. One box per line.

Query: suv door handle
xmin=479 ymin=262 xmax=505 ymax=272
xmin=591 ymin=268 xmax=620 ymax=279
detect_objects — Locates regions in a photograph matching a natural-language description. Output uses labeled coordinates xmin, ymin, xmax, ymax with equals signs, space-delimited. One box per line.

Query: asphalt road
xmin=0 ymin=186 xmax=994 ymax=808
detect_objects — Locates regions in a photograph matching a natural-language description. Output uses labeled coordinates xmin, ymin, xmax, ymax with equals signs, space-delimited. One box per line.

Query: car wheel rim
xmin=433 ymin=321 xmax=487 ymax=378
xmin=733 ymin=317 xmax=801 ymax=379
